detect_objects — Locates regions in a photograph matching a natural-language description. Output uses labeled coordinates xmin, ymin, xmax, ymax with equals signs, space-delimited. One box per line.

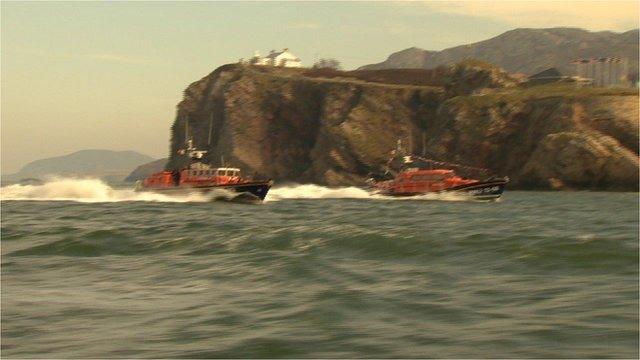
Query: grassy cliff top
xmin=241 ymin=64 xmax=638 ymax=100
xmin=451 ymin=82 xmax=639 ymax=108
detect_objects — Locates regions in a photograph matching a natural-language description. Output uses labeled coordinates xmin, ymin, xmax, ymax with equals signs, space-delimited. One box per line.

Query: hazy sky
xmin=2 ymin=1 xmax=638 ymax=173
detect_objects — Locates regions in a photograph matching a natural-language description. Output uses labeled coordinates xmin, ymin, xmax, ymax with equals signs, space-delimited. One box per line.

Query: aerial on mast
xmin=178 ymin=115 xmax=207 ymax=160
xmin=184 ymin=115 xmax=189 ymax=144
xmin=207 ymin=113 xmax=214 ymax=146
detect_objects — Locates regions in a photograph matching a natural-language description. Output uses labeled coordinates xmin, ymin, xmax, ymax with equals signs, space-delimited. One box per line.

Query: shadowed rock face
xmin=166 ymin=63 xmax=638 ymax=190
xmin=427 ymin=96 xmax=638 ymax=190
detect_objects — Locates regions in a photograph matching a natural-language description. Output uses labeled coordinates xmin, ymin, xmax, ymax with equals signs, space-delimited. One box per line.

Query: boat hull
xmin=381 ymin=179 xmax=508 ymax=200
xmin=445 ymin=180 xmax=508 ymax=200
xmin=136 ymin=181 xmax=273 ymax=201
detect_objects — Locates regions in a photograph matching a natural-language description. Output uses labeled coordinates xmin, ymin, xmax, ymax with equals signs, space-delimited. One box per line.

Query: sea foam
xmin=0 ymin=178 xmax=206 ymax=203
xmin=1 ymin=178 xmax=475 ymax=203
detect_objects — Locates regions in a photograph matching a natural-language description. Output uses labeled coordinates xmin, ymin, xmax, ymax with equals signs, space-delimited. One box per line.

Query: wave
xmin=266 ymin=183 xmax=473 ymax=202
xmin=0 ymin=178 xmax=207 ymax=203
xmin=265 ymin=184 xmax=372 ymax=201
xmin=1 ymin=178 xmax=477 ymax=203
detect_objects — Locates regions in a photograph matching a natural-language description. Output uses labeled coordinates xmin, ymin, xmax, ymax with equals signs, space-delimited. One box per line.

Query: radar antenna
xmin=178 ymin=115 xmax=207 ymax=160
xmin=207 ymin=113 xmax=214 ymax=146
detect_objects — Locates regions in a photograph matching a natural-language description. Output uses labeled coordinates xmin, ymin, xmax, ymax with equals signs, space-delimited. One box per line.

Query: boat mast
xmin=184 ymin=115 xmax=189 ymax=144
xmin=207 ymin=113 xmax=213 ymax=146
xmin=179 ymin=115 xmax=207 ymax=164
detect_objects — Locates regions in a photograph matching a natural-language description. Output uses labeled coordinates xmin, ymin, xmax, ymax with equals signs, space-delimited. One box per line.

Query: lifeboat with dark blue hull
xmin=135 ymin=138 xmax=272 ymax=202
xmin=370 ymin=168 xmax=508 ymax=201
xmin=368 ymin=140 xmax=509 ymax=201
xmin=136 ymin=177 xmax=273 ymax=201
xmin=445 ymin=178 xmax=508 ymax=200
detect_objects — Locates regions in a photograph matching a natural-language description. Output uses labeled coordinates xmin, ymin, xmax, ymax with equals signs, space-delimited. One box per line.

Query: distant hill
xmin=359 ymin=28 xmax=639 ymax=77
xmin=2 ymin=150 xmax=155 ymax=184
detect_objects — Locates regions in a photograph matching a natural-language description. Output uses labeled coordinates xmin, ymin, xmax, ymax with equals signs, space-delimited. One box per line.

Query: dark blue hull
xmin=446 ymin=180 xmax=507 ymax=200
xmin=137 ymin=181 xmax=273 ymax=202
xmin=386 ymin=179 xmax=508 ymax=200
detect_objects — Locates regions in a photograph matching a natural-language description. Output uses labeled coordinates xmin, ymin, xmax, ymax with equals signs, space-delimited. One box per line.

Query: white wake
xmin=265 ymin=184 xmax=372 ymax=201
xmin=0 ymin=178 xmax=207 ymax=203
xmin=1 ymin=178 xmax=475 ymax=203
xmin=265 ymin=183 xmax=472 ymax=202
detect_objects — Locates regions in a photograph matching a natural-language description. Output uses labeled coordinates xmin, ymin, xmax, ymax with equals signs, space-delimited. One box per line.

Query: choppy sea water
xmin=1 ymin=179 xmax=638 ymax=358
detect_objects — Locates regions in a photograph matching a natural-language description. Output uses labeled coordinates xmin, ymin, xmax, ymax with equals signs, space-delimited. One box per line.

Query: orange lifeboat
xmin=135 ymin=138 xmax=272 ymax=201
xmin=368 ymin=141 xmax=508 ymax=200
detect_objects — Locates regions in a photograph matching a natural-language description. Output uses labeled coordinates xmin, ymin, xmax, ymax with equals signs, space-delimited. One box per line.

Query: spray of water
xmin=265 ymin=184 xmax=372 ymax=201
xmin=265 ymin=183 xmax=472 ymax=202
xmin=0 ymin=178 xmax=207 ymax=203
xmin=1 ymin=178 xmax=476 ymax=203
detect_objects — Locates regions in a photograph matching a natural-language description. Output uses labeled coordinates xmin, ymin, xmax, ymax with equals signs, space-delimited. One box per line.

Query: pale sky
xmin=2 ymin=1 xmax=638 ymax=173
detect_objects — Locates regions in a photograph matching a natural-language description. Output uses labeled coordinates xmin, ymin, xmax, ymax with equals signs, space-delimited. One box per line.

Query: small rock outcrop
xmin=124 ymin=158 xmax=168 ymax=182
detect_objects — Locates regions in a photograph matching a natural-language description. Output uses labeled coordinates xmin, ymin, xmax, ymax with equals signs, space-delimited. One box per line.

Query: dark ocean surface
xmin=1 ymin=179 xmax=638 ymax=358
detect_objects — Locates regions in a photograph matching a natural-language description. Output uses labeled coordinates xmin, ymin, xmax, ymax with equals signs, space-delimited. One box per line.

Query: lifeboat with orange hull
xmin=136 ymin=168 xmax=272 ymax=201
xmin=368 ymin=140 xmax=508 ymax=200
xmin=135 ymin=138 xmax=272 ymax=202
xmin=372 ymin=168 xmax=508 ymax=200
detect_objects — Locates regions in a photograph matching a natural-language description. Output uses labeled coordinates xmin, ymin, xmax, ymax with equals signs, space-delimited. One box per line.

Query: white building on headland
xmin=247 ymin=48 xmax=303 ymax=68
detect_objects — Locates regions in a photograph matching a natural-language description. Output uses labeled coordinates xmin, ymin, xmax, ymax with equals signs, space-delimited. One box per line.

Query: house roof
xmin=265 ymin=48 xmax=300 ymax=59
xmin=266 ymin=51 xmax=285 ymax=59
xmin=529 ymin=68 xmax=562 ymax=79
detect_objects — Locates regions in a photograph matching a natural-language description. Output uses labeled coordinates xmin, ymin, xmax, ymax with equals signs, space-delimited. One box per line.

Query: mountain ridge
xmin=3 ymin=149 xmax=155 ymax=184
xmin=359 ymin=27 xmax=639 ymax=77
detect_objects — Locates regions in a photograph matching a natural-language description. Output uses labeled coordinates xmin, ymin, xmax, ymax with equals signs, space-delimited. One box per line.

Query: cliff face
xmin=426 ymin=95 xmax=638 ymax=190
xmin=167 ymin=63 xmax=638 ymax=190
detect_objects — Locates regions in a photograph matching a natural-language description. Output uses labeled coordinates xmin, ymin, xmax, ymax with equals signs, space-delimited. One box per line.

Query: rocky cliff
xmin=166 ymin=63 xmax=638 ymax=190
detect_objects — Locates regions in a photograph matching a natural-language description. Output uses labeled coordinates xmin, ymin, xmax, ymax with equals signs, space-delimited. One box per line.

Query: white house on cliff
xmin=248 ymin=48 xmax=303 ymax=68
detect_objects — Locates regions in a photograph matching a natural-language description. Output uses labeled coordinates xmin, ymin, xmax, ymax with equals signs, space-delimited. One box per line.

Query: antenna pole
xmin=207 ymin=113 xmax=213 ymax=146
xmin=184 ymin=116 xmax=189 ymax=144
xmin=422 ymin=130 xmax=427 ymax=156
